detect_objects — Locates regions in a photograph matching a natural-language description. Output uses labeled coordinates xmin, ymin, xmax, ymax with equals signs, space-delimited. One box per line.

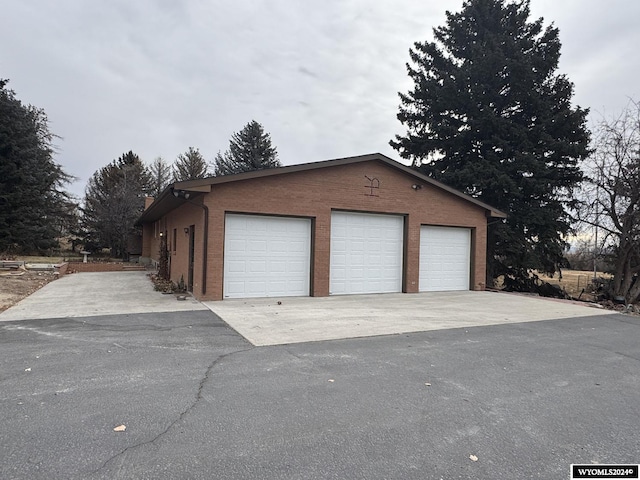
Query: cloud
xmin=2 ymin=0 xmax=639 ymax=197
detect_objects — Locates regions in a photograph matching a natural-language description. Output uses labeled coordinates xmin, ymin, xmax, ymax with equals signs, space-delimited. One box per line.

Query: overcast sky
xmin=2 ymin=0 xmax=639 ymax=198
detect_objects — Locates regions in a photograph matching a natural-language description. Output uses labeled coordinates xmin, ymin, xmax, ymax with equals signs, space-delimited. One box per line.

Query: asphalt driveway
xmin=1 ymin=307 xmax=638 ymax=479
xmin=1 ymin=272 xmax=638 ymax=479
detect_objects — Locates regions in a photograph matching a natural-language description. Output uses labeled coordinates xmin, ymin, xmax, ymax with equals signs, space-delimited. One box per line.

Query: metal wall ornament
xmin=364 ymin=175 xmax=380 ymax=197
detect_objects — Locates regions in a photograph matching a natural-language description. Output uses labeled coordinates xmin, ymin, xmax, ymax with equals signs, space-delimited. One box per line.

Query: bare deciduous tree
xmin=581 ymin=100 xmax=640 ymax=303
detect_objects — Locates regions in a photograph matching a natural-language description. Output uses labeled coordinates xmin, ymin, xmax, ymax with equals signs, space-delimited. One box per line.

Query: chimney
xmin=144 ymin=197 xmax=155 ymax=210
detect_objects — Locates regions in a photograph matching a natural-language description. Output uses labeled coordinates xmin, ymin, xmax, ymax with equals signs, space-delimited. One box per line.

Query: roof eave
xmin=136 ymin=185 xmax=207 ymax=225
xmin=138 ymin=152 xmax=507 ymax=223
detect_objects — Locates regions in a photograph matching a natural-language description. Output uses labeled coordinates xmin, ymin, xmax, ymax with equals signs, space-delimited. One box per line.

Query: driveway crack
xmin=91 ymin=346 xmax=252 ymax=476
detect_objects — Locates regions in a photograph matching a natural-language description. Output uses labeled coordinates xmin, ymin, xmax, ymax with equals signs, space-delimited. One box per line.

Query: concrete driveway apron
xmin=204 ymin=291 xmax=615 ymax=346
xmin=1 ymin=274 xmax=615 ymax=348
xmin=0 ymin=271 xmax=206 ymax=321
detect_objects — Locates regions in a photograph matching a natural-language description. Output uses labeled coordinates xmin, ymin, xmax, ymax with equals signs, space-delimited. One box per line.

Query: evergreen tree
xmin=214 ymin=120 xmax=281 ymax=176
xmin=391 ymin=0 xmax=590 ymax=289
xmin=82 ymin=151 xmax=151 ymax=259
xmin=149 ymin=156 xmax=172 ymax=197
xmin=0 ymin=79 xmax=75 ymax=254
xmin=173 ymin=147 xmax=209 ymax=181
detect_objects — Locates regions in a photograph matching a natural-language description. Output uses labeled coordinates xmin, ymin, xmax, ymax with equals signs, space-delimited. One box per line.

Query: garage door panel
xmin=351 ymin=253 xmax=365 ymax=266
xmin=331 ymin=268 xmax=346 ymax=281
xmin=225 ymin=260 xmax=246 ymax=274
xmin=332 ymin=254 xmax=346 ymax=267
xmin=287 ymin=222 xmax=309 ymax=234
xmin=286 ymin=260 xmax=308 ymax=273
xmin=350 ymin=267 xmax=365 ymax=278
xmin=249 ymin=220 xmax=267 ymax=231
xmin=380 ymin=256 xmax=396 ymax=267
xmin=330 ymin=212 xmax=403 ymax=295
xmin=246 ymin=281 xmax=267 ymax=295
xmin=420 ymin=226 xmax=470 ymax=292
xmin=248 ymin=239 xmax=267 ymax=252
xmin=225 ymin=239 xmax=246 ymax=252
xmin=288 ymin=240 xmax=308 ymax=253
xmin=269 ymin=240 xmax=288 ymax=253
xmin=224 ymin=214 xmax=311 ymax=298
xmin=248 ymin=260 xmax=266 ymax=273
xmin=225 ymin=281 xmax=246 ymax=296
xmin=269 ymin=260 xmax=287 ymax=273
xmin=266 ymin=280 xmax=286 ymax=292
xmin=367 ymin=242 xmax=381 ymax=253
xmin=350 ymin=240 xmax=365 ymax=252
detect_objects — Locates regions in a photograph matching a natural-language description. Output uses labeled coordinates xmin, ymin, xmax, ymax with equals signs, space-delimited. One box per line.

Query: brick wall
xmin=66 ymin=262 xmax=141 ymax=273
xmin=146 ymin=159 xmax=491 ymax=301
xmin=56 ymin=262 xmax=69 ymax=276
xmin=145 ymin=202 xmax=206 ymax=295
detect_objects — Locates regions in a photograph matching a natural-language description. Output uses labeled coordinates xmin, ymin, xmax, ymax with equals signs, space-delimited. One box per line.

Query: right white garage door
xmin=420 ymin=226 xmax=471 ymax=292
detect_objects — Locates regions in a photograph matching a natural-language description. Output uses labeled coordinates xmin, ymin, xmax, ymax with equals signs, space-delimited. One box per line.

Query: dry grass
xmin=15 ymin=255 xmax=65 ymax=263
xmin=0 ymin=270 xmax=57 ymax=312
xmin=495 ymin=269 xmax=611 ymax=301
xmin=537 ymin=269 xmax=611 ymax=299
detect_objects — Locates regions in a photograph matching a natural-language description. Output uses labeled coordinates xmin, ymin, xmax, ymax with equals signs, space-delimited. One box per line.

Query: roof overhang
xmin=137 ymin=153 xmax=507 ymax=224
xmin=136 ymin=186 xmax=208 ymax=224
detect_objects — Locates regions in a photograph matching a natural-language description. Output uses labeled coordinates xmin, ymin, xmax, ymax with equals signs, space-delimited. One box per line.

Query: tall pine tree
xmin=149 ymin=156 xmax=172 ymax=197
xmin=0 ymin=79 xmax=74 ymax=254
xmin=214 ymin=120 xmax=280 ymax=176
xmin=82 ymin=151 xmax=151 ymax=259
xmin=173 ymin=147 xmax=209 ymax=181
xmin=391 ymin=0 xmax=589 ymax=289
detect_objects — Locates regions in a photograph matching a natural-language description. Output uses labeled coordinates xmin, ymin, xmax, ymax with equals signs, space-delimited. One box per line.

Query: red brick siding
xmin=56 ymin=263 xmax=69 ymax=276
xmin=146 ymin=202 xmax=207 ymax=296
xmin=141 ymin=223 xmax=153 ymax=258
xmin=148 ymin=160 xmax=489 ymax=301
xmin=67 ymin=262 xmax=139 ymax=272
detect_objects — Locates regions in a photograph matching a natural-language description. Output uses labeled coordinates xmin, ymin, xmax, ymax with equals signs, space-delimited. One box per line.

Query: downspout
xmin=188 ymin=200 xmax=208 ymax=296
xmin=173 ymin=189 xmax=208 ymax=295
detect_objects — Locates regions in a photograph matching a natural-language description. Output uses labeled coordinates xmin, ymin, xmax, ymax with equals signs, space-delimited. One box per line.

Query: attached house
xmin=138 ymin=153 xmax=506 ymax=301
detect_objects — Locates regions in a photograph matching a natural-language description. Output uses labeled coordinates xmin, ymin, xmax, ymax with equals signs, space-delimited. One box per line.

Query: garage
xmin=224 ymin=214 xmax=311 ymax=298
xmin=330 ymin=211 xmax=404 ymax=295
xmin=140 ymin=153 xmax=506 ymax=300
xmin=420 ymin=225 xmax=471 ymax=292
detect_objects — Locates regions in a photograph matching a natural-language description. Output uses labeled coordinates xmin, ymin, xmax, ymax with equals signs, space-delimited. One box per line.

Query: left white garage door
xmin=224 ymin=214 xmax=311 ymax=298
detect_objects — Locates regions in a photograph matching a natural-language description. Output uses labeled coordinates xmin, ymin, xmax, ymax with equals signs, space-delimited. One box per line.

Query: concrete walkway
xmin=0 ymin=271 xmax=206 ymax=321
xmin=204 ymin=291 xmax=616 ymax=346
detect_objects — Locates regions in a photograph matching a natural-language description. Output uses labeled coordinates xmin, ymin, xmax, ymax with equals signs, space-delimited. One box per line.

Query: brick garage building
xmin=139 ymin=153 xmax=506 ymax=301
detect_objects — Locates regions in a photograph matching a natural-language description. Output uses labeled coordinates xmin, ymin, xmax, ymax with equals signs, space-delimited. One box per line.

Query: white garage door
xmin=224 ymin=214 xmax=311 ymax=298
xmin=420 ymin=226 xmax=471 ymax=292
xmin=330 ymin=211 xmax=404 ymax=295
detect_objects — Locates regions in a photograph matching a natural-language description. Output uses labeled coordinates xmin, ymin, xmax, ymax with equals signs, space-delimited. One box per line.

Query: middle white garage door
xmin=224 ymin=214 xmax=311 ymax=298
xmin=330 ymin=211 xmax=404 ymax=295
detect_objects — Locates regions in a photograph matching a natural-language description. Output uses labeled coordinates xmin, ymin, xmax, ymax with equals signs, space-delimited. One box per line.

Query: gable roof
xmin=138 ymin=153 xmax=507 ymax=223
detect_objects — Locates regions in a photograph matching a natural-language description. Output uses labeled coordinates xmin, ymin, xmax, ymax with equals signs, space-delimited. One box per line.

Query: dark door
xmin=188 ymin=225 xmax=195 ymax=292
